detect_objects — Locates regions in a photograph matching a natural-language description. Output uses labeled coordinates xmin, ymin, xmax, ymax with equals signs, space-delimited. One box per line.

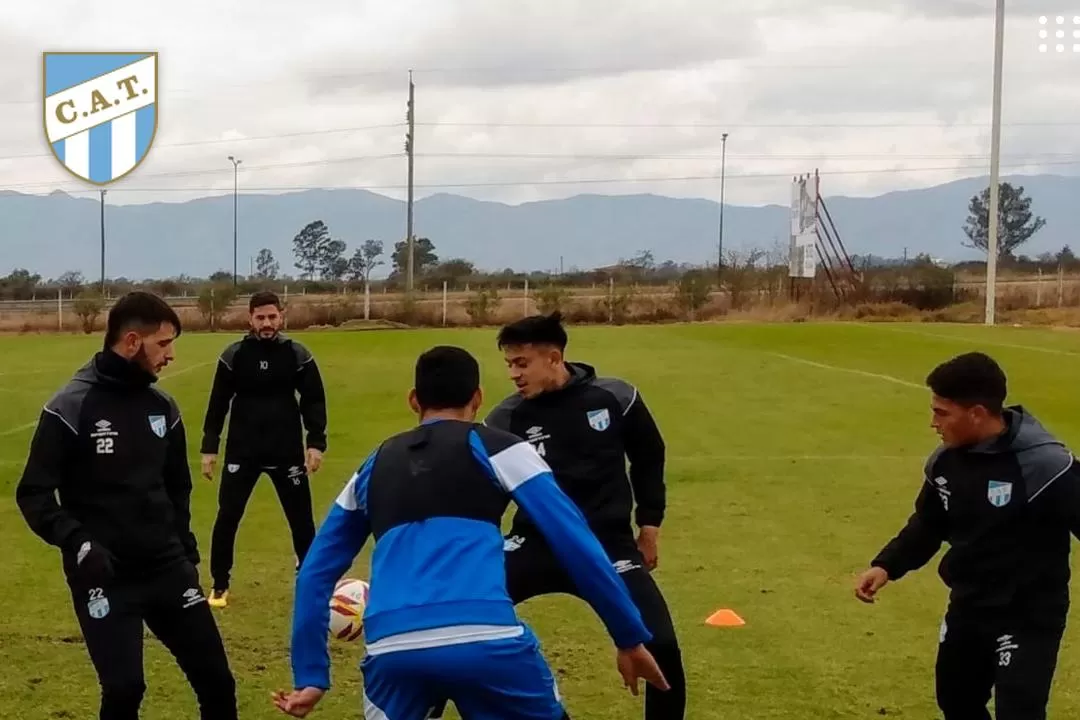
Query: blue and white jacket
xmin=289 ymin=418 xmax=652 ymax=690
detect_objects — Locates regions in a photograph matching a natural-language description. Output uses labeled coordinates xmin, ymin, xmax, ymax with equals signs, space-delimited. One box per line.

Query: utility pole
xmin=99 ymin=189 xmax=107 ymax=293
xmin=985 ymin=0 xmax=1005 ymax=325
xmin=228 ymin=155 xmax=242 ymax=287
xmin=717 ymin=132 xmax=729 ymax=286
xmin=405 ymin=70 xmax=416 ymax=293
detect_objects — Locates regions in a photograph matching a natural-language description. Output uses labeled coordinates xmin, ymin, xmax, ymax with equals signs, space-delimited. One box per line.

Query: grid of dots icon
xmin=1038 ymin=15 xmax=1080 ymax=52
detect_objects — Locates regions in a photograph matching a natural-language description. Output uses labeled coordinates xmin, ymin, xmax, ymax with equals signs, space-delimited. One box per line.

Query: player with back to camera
xmin=199 ymin=290 xmax=329 ymax=608
xmin=855 ymin=352 xmax=1080 ymax=720
xmin=273 ymin=345 xmax=668 ymax=719
xmin=15 ymin=291 xmax=238 ymax=720
xmin=431 ymin=310 xmax=687 ymax=720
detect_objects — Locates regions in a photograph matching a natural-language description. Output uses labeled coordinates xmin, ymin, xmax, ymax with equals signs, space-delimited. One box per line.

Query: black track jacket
xmin=872 ymin=406 xmax=1080 ymax=616
xmin=485 ymin=361 xmax=666 ymax=541
xmin=16 ymin=350 xmax=198 ymax=577
xmin=199 ymin=332 xmax=327 ymax=466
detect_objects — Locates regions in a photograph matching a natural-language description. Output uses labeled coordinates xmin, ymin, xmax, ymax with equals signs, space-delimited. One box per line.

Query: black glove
xmin=72 ymin=539 xmax=117 ymax=585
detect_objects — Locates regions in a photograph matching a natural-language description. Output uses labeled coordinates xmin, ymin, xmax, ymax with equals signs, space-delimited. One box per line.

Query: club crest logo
xmin=586 ymin=408 xmax=610 ymax=432
xmin=987 ymin=480 xmax=1013 ymax=508
xmin=148 ymin=414 xmax=167 ymax=438
xmin=88 ymin=593 xmax=110 ymax=620
xmin=43 ymin=52 xmax=158 ymax=185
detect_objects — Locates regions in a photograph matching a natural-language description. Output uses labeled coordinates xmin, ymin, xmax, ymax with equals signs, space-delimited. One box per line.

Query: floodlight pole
xmin=985 ymin=0 xmax=1005 ymax=325
xmin=228 ymin=155 xmax=242 ymax=287
xmin=717 ymin=132 xmax=728 ymax=286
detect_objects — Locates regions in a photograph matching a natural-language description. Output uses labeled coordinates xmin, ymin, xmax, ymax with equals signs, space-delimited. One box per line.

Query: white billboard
xmin=789 ymin=173 xmax=819 ymax=278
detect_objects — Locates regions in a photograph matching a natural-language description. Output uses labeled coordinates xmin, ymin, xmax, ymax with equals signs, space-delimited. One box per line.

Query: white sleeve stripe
xmin=1028 ymin=455 xmax=1075 ymax=502
xmin=335 ymin=473 xmax=360 ymax=511
xmin=623 ymin=387 xmax=638 ymax=415
xmin=218 ymin=357 xmax=232 ymax=371
xmin=170 ymin=415 xmax=182 ymax=429
xmin=489 ymin=441 xmax=550 ymax=492
xmin=42 ymin=406 xmax=77 ymax=435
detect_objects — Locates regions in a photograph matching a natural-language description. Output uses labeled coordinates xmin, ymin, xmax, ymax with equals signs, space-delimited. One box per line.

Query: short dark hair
xmin=497 ymin=311 xmax=568 ymax=350
xmin=926 ymin=352 xmax=1007 ymax=414
xmin=249 ymin=291 xmax=282 ymax=313
xmin=104 ymin=291 xmax=182 ymax=348
xmin=414 ymin=346 xmax=481 ymax=411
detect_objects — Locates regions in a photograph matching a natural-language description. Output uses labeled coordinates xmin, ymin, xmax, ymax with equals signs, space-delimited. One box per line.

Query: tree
xmin=346 ymin=239 xmax=385 ymax=286
xmin=292 ymin=221 xmax=330 ymax=280
xmin=318 ymin=239 xmax=348 ymax=281
xmin=57 ymin=270 xmax=85 ymax=295
xmin=426 ymin=258 xmax=477 ymax=287
xmin=255 ymin=248 xmax=280 ymax=280
xmin=391 ymin=237 xmax=438 ymax=278
xmin=962 ymin=182 xmax=1046 ymax=259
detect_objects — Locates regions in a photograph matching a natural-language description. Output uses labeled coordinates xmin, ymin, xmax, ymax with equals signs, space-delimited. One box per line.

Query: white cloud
xmin=0 ymin=0 xmax=1077 ymax=210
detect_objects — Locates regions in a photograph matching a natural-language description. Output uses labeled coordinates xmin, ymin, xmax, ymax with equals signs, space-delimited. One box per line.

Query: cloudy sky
xmin=0 ymin=0 xmax=1076 ymax=208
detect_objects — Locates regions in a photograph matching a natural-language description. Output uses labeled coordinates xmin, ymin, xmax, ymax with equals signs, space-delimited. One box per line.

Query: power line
xmin=0 ymin=122 xmax=407 ymax=161
xmin=413 ymin=151 xmax=1080 ymax=161
xmin=6 ymin=158 xmax=1080 ymax=195
xmin=3 ymin=150 xmax=1078 ymax=191
xmin=6 ymin=59 xmax=1056 ymax=107
xmin=7 ymin=117 xmax=1080 ymax=163
xmin=415 ymin=120 xmax=1080 ymax=129
xmin=0 ymin=153 xmax=404 ymax=190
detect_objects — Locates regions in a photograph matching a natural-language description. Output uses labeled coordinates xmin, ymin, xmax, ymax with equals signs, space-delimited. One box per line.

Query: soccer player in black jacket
xmin=15 ymin=291 xmax=237 ymax=720
xmin=856 ymin=352 xmax=1080 ymax=720
xmin=200 ymin=291 xmax=328 ymax=607
xmin=430 ymin=311 xmax=685 ymax=720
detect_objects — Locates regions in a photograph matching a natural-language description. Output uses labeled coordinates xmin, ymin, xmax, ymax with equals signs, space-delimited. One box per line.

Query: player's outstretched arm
xmin=858 ymin=479 xmax=947 ymax=602
xmin=470 ymin=428 xmax=652 ymax=648
xmin=288 ymin=451 xmax=376 ymax=696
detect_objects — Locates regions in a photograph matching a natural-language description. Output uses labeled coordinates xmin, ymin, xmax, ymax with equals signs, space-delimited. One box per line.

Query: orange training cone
xmin=705 ymin=608 xmax=745 ymax=627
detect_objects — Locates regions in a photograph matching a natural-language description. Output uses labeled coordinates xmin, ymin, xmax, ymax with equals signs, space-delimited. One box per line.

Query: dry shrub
xmin=844 ymin=302 xmax=922 ymax=321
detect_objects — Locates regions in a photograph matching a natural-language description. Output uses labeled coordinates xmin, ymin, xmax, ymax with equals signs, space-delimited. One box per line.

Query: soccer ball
xmin=329 ymin=578 xmax=369 ymax=642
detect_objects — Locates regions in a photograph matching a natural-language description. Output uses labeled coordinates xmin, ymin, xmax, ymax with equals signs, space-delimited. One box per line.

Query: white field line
xmin=767 ymin=352 xmax=924 ymax=390
xmin=0 ymin=361 xmax=212 ymax=438
xmin=865 ymin=324 xmax=1080 ymax=358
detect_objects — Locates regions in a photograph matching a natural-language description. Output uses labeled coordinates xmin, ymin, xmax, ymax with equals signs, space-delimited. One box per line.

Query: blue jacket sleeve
xmin=290 ymin=451 xmax=376 ymax=690
xmin=469 ymin=430 xmax=652 ymax=649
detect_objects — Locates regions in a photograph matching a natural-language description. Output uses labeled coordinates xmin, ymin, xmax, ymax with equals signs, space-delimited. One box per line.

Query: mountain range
xmin=2 ymin=173 xmax=1078 ymax=280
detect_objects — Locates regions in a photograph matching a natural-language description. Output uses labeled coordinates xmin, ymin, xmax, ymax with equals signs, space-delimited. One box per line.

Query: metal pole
xmin=228 ymin=156 xmax=242 ymax=287
xmin=985 ymin=0 xmax=1005 ymax=325
xmin=406 ymin=71 xmax=415 ymax=292
xmin=99 ymin=189 xmax=107 ymax=293
xmin=718 ymin=132 xmax=728 ymax=286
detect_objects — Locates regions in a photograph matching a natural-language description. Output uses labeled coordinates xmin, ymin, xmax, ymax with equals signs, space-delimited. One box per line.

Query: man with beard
xmin=200 ymin=291 xmax=329 ymax=608
xmin=16 ymin=291 xmax=238 ymax=719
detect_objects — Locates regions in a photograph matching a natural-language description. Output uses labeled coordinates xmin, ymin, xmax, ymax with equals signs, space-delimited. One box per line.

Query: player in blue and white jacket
xmin=273 ymin=345 xmax=669 ymax=719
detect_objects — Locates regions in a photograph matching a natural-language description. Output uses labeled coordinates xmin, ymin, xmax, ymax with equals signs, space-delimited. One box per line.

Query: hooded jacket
xmin=199 ymin=331 xmax=327 ymax=465
xmin=484 ymin=361 xmax=666 ymax=541
xmin=872 ymin=406 xmax=1080 ymax=614
xmin=16 ymin=350 xmax=197 ymax=578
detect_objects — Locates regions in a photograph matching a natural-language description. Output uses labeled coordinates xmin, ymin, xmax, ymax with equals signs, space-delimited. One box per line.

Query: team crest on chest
xmin=148 ymin=414 xmax=167 ymax=438
xmin=987 ymin=480 xmax=1013 ymax=508
xmin=586 ymin=408 xmax=610 ymax=432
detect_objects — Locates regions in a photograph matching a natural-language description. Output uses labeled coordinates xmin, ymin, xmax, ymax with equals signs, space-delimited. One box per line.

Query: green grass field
xmin=3 ymin=321 xmax=1080 ymax=719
